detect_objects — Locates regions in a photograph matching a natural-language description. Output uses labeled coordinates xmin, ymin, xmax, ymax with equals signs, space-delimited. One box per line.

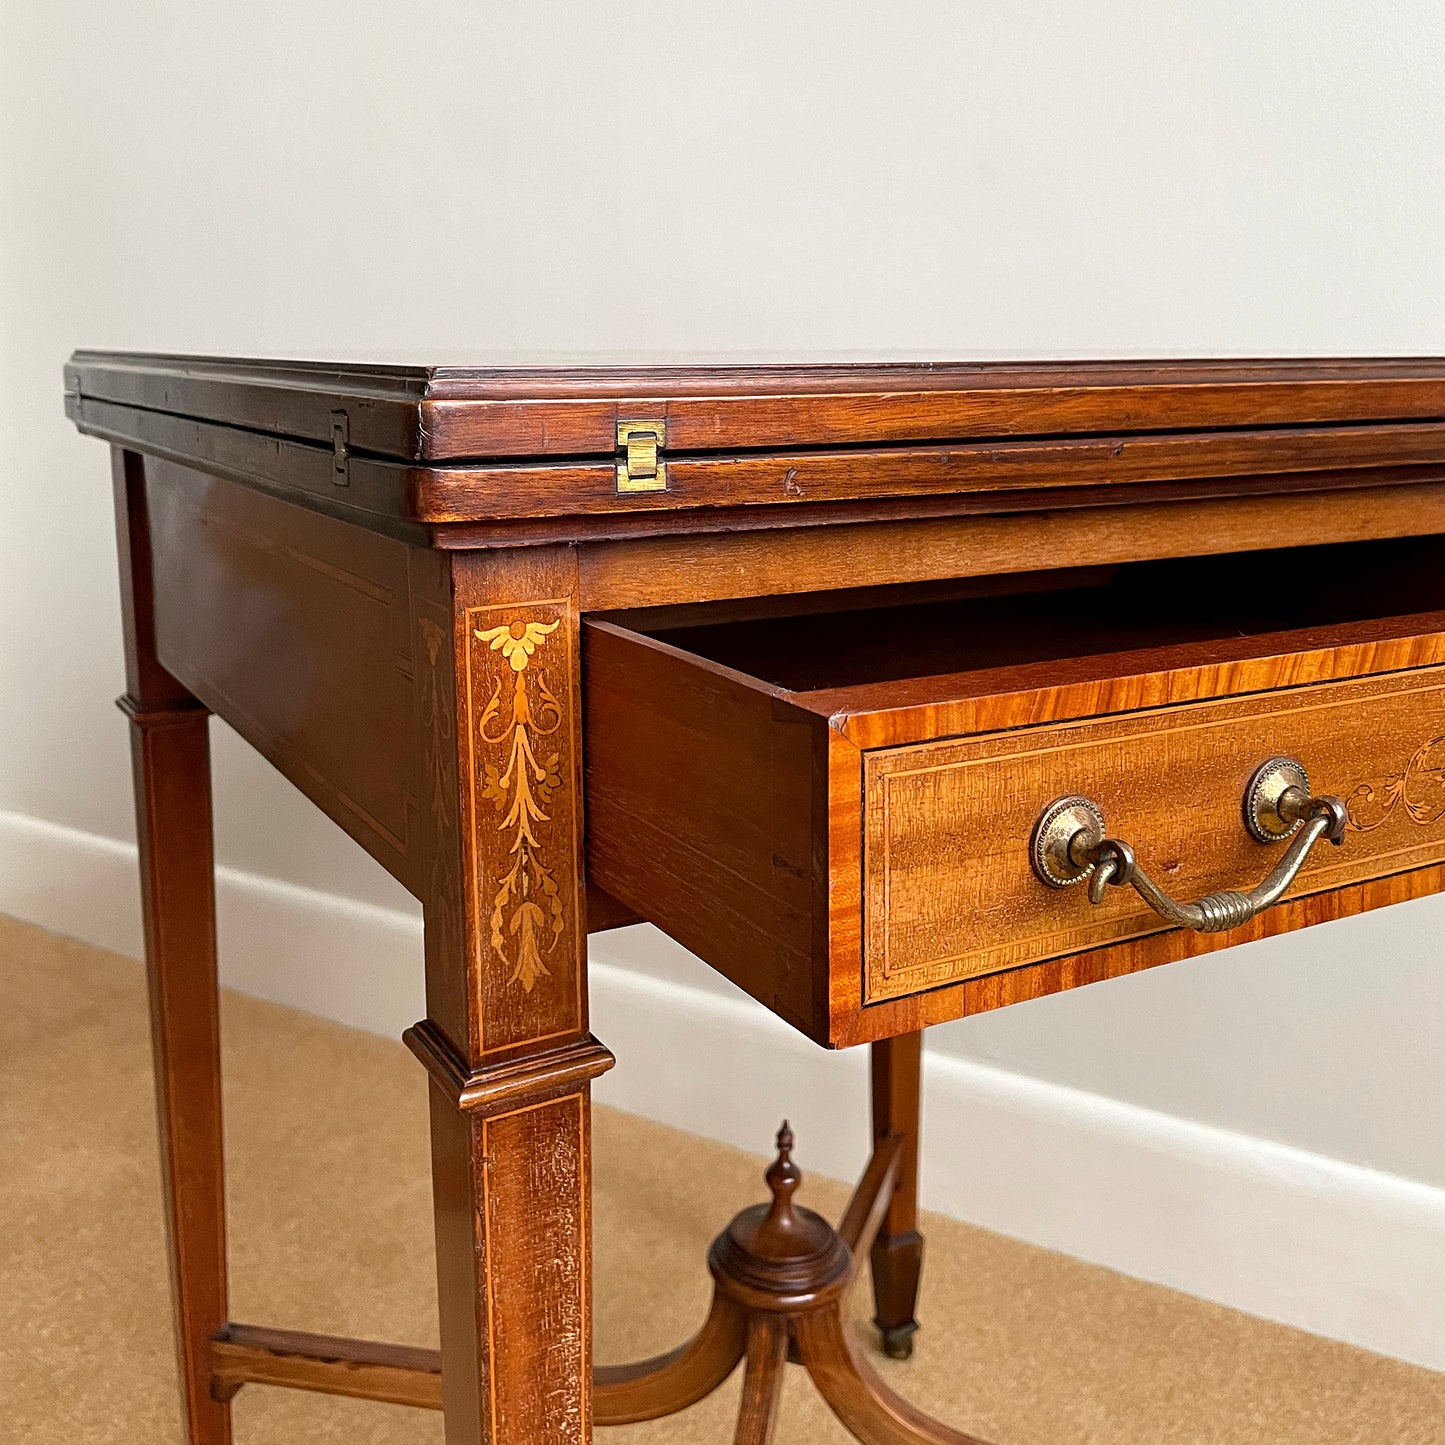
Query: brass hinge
xmin=616 ymin=419 xmax=667 ymax=493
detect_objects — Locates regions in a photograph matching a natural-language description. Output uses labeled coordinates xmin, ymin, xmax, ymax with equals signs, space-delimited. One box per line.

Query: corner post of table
xmin=110 ymin=446 xmax=231 ymax=1445
xmin=406 ymin=543 xmax=613 ymax=1445
xmin=869 ymin=1031 xmax=925 ymax=1359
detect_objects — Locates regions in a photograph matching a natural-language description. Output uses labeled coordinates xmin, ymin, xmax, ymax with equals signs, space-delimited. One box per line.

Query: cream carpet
xmin=3 ymin=913 xmax=1441 ymax=1444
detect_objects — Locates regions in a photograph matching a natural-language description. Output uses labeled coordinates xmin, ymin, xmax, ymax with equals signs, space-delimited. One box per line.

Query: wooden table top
xmin=66 ymin=352 xmax=1445 ymax=544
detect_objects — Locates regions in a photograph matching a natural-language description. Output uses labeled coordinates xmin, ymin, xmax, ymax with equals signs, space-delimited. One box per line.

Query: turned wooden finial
xmin=710 ymin=1117 xmax=850 ymax=1305
xmin=763 ymin=1121 xmax=802 ymax=1228
xmin=753 ymin=1120 xmax=820 ymax=1257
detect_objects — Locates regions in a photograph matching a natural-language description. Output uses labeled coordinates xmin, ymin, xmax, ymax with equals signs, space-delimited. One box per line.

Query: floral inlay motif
xmin=1346 ymin=733 xmax=1445 ymax=832
xmin=475 ymin=618 xmax=565 ymax=992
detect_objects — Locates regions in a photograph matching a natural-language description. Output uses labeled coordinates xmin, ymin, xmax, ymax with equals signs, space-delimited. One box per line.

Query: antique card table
xmin=66 ymin=353 xmax=1445 ymax=1444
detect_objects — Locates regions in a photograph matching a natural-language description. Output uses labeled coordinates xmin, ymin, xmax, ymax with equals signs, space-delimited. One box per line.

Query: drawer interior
xmin=602 ymin=535 xmax=1445 ymax=697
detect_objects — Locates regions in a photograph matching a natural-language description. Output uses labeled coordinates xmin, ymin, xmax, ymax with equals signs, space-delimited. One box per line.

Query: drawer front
xmin=863 ymin=666 xmax=1445 ymax=1003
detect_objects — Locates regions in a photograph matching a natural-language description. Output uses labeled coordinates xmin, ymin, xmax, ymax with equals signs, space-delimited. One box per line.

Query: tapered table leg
xmin=408 ymin=546 xmax=612 ymax=1444
xmin=113 ymin=447 xmax=231 ymax=1445
xmin=870 ymin=1033 xmax=925 ymax=1359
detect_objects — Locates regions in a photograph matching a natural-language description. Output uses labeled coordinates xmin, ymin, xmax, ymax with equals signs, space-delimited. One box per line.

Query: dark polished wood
xmin=593 ymin=1296 xmax=748 ymax=1426
xmin=71 ymin=353 xmax=1445 ymax=1445
xmin=67 ymin=354 xmax=1445 ymax=543
xmin=66 ymin=351 xmax=1445 ymax=458
xmin=590 ymin=1126 xmax=994 ymax=1445
xmin=112 ymin=448 xmax=231 ymax=1445
xmin=734 ymin=1316 xmax=789 ymax=1445
xmin=210 ymin=1325 xmax=443 ymax=1411
xmin=586 ymin=883 xmax=644 ymax=934
xmin=575 ymin=479 xmax=1445 ymax=609
xmin=139 ymin=457 xmax=419 ymax=883
xmin=870 ymin=1035 xmax=925 ymax=1359
xmin=409 ymin=544 xmax=608 ymax=1445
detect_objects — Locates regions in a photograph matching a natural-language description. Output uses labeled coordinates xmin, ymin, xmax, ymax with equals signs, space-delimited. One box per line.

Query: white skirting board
xmin=2 ymin=806 xmax=1441 ymax=1373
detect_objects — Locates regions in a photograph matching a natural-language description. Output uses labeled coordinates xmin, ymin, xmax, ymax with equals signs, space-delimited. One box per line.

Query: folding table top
xmin=65 ymin=351 xmax=1445 ymax=540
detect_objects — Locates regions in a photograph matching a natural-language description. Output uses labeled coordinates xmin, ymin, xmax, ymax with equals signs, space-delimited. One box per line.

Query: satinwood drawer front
xmin=584 ymin=543 xmax=1445 ymax=1047
xmin=864 ymin=668 xmax=1445 ymax=1005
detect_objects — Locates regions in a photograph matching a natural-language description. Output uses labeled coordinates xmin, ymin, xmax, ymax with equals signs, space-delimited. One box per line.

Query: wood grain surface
xmin=69 ymin=390 xmax=1445 ymax=548
xmin=209 ymin=1325 xmax=443 ymax=1411
xmin=451 ymin=549 xmax=587 ymax=1056
xmin=588 ymin=566 xmax=1445 ymax=1045
xmin=577 ymin=481 xmax=1445 ymax=610
xmin=112 ymin=449 xmax=233 ymax=1445
xmin=66 ymin=353 xmax=1445 ymax=540
xmin=408 ymin=421 xmax=1445 ymax=522
xmin=583 ymin=619 xmax=825 ymax=1038
xmin=411 ymin=543 xmax=603 ymax=1445
xmin=864 ymin=666 xmax=1445 ymax=1001
xmin=481 ymin=1093 xmax=592 ymax=1443
xmin=141 ymin=457 xmax=421 ymax=889
xmin=65 ymin=352 xmax=1445 ymax=459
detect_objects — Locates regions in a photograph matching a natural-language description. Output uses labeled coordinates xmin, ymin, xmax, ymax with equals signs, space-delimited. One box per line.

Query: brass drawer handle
xmin=1030 ymin=756 xmax=1349 ymax=934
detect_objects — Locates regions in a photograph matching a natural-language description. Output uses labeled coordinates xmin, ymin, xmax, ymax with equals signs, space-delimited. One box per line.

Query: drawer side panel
xmin=583 ymin=625 xmax=825 ymax=1038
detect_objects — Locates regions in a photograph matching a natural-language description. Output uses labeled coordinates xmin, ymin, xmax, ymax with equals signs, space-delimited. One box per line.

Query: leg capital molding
xmin=403 ymin=1017 xmax=614 ymax=1115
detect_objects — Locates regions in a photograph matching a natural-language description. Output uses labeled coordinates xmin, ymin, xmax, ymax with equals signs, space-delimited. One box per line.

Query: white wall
xmin=6 ymin=1 xmax=1445 ymax=867
xmin=4 ymin=0 xmax=1445 ymax=1366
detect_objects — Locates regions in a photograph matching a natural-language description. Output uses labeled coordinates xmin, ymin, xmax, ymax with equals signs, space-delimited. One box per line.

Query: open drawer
xmin=583 ymin=538 xmax=1445 ymax=1046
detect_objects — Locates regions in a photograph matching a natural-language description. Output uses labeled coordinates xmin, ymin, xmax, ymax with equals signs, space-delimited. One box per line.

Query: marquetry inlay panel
xmin=463 ymin=593 xmax=585 ymax=1055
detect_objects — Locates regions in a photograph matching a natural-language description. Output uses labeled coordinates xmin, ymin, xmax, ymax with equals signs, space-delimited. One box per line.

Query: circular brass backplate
xmin=1244 ymin=756 xmax=1311 ymax=844
xmin=1031 ymin=795 xmax=1106 ymax=888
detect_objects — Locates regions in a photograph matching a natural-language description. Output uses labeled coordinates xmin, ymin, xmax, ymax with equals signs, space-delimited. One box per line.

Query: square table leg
xmin=406 ymin=546 xmax=613 ymax=1445
xmin=113 ymin=448 xmax=232 ymax=1445
xmin=870 ymin=1032 xmax=925 ymax=1359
